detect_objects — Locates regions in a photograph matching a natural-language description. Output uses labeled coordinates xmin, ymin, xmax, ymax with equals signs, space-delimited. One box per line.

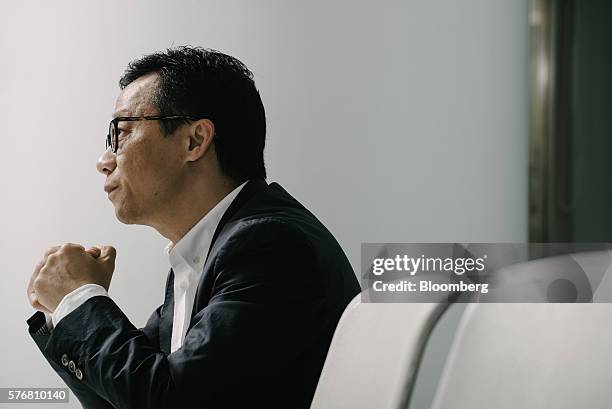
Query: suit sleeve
xmin=27 ymin=220 xmax=326 ymax=409
xmin=139 ymin=304 xmax=163 ymax=349
xmin=27 ymin=312 xmax=115 ymax=409
xmin=26 ymin=281 xmax=165 ymax=408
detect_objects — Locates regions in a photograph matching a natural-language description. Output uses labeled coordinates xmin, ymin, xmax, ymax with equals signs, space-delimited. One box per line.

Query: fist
xmin=27 ymin=243 xmax=116 ymax=313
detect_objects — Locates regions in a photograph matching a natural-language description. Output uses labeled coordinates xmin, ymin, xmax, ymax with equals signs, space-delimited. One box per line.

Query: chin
xmin=114 ymin=205 xmax=136 ymax=225
xmin=114 ymin=203 xmax=149 ymax=226
xmin=114 ymin=210 xmax=131 ymax=224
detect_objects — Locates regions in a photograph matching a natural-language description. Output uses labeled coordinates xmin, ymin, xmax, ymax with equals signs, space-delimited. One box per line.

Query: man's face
xmin=96 ymin=73 xmax=186 ymax=225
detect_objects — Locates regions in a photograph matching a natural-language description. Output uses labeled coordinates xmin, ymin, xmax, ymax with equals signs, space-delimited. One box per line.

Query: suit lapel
xmin=157 ymin=180 xmax=268 ymax=345
xmin=188 ymin=178 xmax=268 ymax=323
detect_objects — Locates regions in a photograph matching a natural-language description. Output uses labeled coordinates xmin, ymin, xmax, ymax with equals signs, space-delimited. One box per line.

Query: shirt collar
xmin=165 ymin=181 xmax=248 ymax=274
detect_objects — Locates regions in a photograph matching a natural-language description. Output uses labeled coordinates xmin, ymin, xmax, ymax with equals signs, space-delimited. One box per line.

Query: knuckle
xmin=39 ymin=265 xmax=49 ymax=276
xmin=33 ymin=261 xmax=44 ymax=274
xmin=62 ymin=243 xmax=82 ymax=254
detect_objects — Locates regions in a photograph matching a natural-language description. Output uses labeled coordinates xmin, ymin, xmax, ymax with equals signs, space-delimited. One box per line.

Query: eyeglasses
xmin=106 ymin=115 xmax=199 ymax=153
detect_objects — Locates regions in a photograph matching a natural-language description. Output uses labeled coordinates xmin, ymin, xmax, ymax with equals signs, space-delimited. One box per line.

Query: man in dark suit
xmin=26 ymin=46 xmax=360 ymax=409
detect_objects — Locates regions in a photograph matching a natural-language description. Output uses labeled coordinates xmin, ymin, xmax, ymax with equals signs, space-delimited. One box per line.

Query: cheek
xmin=117 ymin=140 xmax=154 ymax=184
xmin=118 ymin=148 xmax=174 ymax=196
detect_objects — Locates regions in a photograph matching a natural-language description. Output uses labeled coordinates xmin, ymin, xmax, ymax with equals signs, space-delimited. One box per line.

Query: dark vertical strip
xmin=549 ymin=0 xmax=573 ymax=241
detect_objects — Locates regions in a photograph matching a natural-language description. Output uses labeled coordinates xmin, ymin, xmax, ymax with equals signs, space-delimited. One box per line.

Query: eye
xmin=117 ymin=129 xmax=132 ymax=151
xmin=118 ymin=127 xmax=133 ymax=140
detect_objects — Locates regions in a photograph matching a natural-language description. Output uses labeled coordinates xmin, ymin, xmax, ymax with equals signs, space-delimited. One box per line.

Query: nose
xmin=96 ymin=147 xmax=117 ymax=175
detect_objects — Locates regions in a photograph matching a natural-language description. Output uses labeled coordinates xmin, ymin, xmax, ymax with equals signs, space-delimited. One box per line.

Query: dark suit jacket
xmin=27 ymin=179 xmax=360 ymax=409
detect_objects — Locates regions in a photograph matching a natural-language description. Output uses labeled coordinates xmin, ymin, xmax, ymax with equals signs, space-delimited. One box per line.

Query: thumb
xmin=86 ymin=246 xmax=102 ymax=258
xmin=98 ymin=245 xmax=117 ymax=266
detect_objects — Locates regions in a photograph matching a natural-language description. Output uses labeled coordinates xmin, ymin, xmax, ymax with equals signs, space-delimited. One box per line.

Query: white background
xmin=0 ymin=1 xmax=527 ymax=407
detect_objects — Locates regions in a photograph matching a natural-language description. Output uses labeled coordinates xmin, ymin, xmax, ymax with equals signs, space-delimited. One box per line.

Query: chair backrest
xmin=310 ymin=292 xmax=450 ymax=409
xmin=431 ymin=251 xmax=612 ymax=409
xmin=430 ymin=303 xmax=612 ymax=409
xmin=313 ymin=251 xmax=612 ymax=409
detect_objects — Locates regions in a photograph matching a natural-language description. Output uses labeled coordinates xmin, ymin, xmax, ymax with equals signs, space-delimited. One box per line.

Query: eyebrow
xmin=112 ymin=106 xmax=139 ymax=117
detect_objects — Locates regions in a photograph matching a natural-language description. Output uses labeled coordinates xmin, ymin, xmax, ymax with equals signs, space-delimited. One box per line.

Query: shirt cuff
xmin=44 ymin=312 xmax=54 ymax=331
xmin=52 ymin=284 xmax=109 ymax=327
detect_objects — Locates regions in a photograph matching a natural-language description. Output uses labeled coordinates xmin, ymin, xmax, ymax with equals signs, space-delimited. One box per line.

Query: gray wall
xmin=0 ymin=1 xmax=527 ymax=407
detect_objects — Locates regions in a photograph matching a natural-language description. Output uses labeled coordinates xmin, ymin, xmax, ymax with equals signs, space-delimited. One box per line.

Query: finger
xmin=28 ymin=258 xmax=46 ymax=303
xmin=62 ymin=243 xmax=85 ymax=253
xmin=29 ymin=293 xmax=51 ymax=313
xmin=43 ymin=246 xmax=61 ymax=258
xmin=99 ymin=246 xmax=117 ymax=264
xmin=86 ymin=247 xmax=102 ymax=258
xmin=32 ymin=259 xmax=45 ymax=277
xmin=30 ymin=250 xmax=52 ymax=285
xmin=27 ymin=271 xmax=36 ymax=295
xmin=27 ymin=274 xmax=51 ymax=313
xmin=30 ymin=299 xmax=50 ymax=313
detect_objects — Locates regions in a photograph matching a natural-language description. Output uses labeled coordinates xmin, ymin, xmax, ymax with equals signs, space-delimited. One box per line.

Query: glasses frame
xmin=106 ymin=115 xmax=200 ymax=153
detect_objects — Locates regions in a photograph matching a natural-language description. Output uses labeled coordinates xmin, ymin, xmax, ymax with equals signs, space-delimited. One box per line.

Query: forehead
xmin=113 ymin=72 xmax=159 ymax=117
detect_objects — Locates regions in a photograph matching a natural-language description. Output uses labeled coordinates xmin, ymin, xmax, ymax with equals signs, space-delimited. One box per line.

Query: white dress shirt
xmin=46 ymin=181 xmax=247 ymax=354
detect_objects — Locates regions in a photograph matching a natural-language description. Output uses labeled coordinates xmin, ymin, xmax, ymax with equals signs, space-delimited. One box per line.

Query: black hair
xmin=119 ymin=46 xmax=266 ymax=182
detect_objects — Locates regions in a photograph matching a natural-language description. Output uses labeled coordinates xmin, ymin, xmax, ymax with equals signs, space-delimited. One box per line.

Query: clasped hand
xmin=27 ymin=243 xmax=116 ymax=313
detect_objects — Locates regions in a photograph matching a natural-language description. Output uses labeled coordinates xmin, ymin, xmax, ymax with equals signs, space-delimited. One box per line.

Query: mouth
xmin=104 ymin=185 xmax=119 ymax=195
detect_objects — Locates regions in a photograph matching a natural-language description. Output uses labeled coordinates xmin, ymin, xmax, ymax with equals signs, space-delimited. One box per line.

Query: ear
xmin=185 ymin=119 xmax=215 ymax=162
